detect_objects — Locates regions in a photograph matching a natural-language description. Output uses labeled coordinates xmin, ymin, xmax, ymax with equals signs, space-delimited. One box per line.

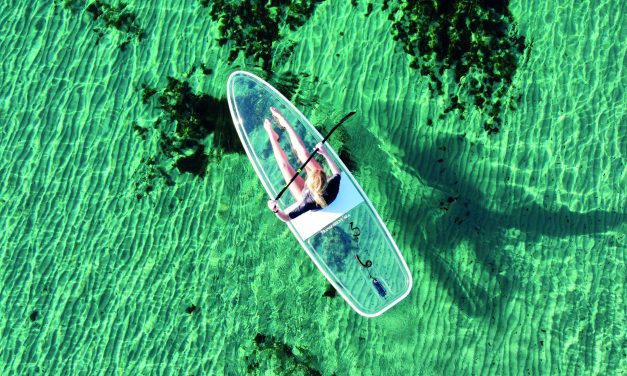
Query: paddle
xmin=274 ymin=111 xmax=356 ymax=201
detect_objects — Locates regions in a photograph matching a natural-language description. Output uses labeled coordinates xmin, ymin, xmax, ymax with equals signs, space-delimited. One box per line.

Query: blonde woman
xmin=265 ymin=107 xmax=341 ymax=223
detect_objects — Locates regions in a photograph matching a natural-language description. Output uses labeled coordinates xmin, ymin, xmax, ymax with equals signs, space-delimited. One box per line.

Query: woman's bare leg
xmin=264 ymin=119 xmax=305 ymax=201
xmin=270 ymin=107 xmax=323 ymax=174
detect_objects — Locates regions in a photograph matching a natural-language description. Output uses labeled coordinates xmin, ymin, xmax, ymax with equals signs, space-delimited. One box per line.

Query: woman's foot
xmin=264 ymin=118 xmax=280 ymax=142
xmin=270 ymin=107 xmax=290 ymax=129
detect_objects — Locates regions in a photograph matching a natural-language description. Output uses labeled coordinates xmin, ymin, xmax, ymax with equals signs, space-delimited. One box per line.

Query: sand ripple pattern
xmin=0 ymin=0 xmax=624 ymax=375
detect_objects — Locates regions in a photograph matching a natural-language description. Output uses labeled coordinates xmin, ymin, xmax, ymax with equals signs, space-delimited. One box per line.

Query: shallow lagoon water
xmin=0 ymin=0 xmax=624 ymax=375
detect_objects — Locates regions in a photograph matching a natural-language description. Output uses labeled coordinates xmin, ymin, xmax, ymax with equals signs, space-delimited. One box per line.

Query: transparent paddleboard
xmin=226 ymin=71 xmax=412 ymax=317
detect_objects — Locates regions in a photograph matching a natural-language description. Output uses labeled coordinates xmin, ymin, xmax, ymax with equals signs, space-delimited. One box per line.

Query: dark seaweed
xmin=389 ymin=0 xmax=528 ymax=133
xmin=59 ymin=0 xmax=145 ymax=49
xmin=267 ymin=71 xmax=302 ymax=103
xmin=60 ymin=0 xmax=83 ymax=12
xmin=157 ymin=76 xmax=240 ymax=154
xmin=201 ymin=0 xmax=326 ymax=72
xmin=131 ymin=121 xmax=148 ymax=140
xmin=174 ymin=148 xmax=209 ymax=177
xmin=131 ymin=74 xmax=243 ymax=199
xmin=133 ymin=155 xmax=174 ymax=201
xmin=141 ymin=84 xmax=157 ymax=105
xmin=311 ymin=228 xmax=354 ymax=273
xmin=88 ymin=1 xmax=145 ymax=49
xmin=246 ymin=333 xmax=322 ymax=375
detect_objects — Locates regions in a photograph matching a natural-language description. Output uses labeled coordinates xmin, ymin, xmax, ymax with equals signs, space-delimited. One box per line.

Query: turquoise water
xmin=0 ymin=0 xmax=624 ymax=375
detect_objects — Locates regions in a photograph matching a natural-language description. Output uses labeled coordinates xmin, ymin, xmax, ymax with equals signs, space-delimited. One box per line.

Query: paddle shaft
xmin=274 ymin=111 xmax=356 ymax=201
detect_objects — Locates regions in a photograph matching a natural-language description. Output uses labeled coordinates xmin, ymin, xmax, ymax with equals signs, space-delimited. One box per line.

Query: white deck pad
xmin=287 ymin=173 xmax=364 ymax=240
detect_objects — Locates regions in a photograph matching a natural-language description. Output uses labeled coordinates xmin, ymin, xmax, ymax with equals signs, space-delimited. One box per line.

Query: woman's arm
xmin=274 ymin=210 xmax=290 ymax=223
xmin=315 ymin=143 xmax=340 ymax=175
xmin=267 ymin=200 xmax=290 ymax=223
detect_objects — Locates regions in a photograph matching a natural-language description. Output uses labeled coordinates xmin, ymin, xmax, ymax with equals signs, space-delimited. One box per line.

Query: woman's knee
xmin=280 ymin=161 xmax=295 ymax=174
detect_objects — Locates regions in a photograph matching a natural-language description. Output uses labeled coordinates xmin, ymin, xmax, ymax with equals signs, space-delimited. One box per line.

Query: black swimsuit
xmin=288 ymin=174 xmax=341 ymax=219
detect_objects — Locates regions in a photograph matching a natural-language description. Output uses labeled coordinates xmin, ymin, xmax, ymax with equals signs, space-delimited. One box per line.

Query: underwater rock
xmin=323 ymin=284 xmax=337 ymax=298
xmin=199 ymin=63 xmax=213 ymax=75
xmin=185 ymin=304 xmax=197 ymax=314
xmin=388 ymin=0 xmax=527 ymax=133
xmin=29 ymin=310 xmax=39 ymax=321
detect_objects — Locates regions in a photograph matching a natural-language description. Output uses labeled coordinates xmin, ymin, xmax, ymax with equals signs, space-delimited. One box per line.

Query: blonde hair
xmin=306 ymin=169 xmax=328 ymax=208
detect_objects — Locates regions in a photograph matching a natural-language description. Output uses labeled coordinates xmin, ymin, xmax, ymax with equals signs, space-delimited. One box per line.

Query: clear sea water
xmin=0 ymin=0 xmax=624 ymax=375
